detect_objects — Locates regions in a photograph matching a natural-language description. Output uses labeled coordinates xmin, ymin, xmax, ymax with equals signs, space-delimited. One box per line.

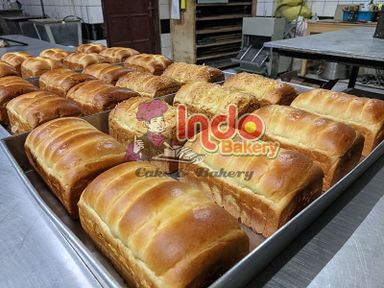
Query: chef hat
xmin=136 ymin=99 xmax=168 ymax=121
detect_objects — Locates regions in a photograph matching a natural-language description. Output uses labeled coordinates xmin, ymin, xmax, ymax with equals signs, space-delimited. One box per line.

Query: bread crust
xmin=253 ymin=105 xmax=364 ymax=190
xmin=76 ymin=43 xmax=107 ymax=54
xmin=99 ymin=47 xmax=139 ymax=63
xmin=24 ymin=117 xmax=126 ymax=218
xmin=83 ymin=63 xmax=133 ymax=84
xmin=78 ymin=161 xmax=249 ymax=287
xmin=66 ymin=80 xmax=140 ymax=115
xmin=1 ymin=51 xmax=33 ymax=73
xmin=109 ymin=97 xmax=178 ymax=172
xmin=124 ymin=54 xmax=172 ymax=75
xmin=0 ymin=76 xmax=38 ymax=123
xmin=162 ymin=63 xmax=225 ymax=84
xmin=174 ymin=81 xmax=260 ymax=118
xmin=63 ymin=53 xmax=107 ymax=71
xmin=116 ymin=71 xmax=181 ymax=98
xmin=40 ymin=48 xmax=71 ymax=62
xmin=6 ymin=90 xmax=81 ymax=134
xmin=291 ymin=88 xmax=384 ymax=156
xmin=0 ymin=60 xmax=19 ymax=77
xmin=21 ymin=57 xmax=63 ymax=78
xmin=223 ymin=72 xmax=298 ymax=106
xmin=179 ymin=135 xmax=323 ymax=237
xmin=39 ymin=68 xmax=95 ymax=97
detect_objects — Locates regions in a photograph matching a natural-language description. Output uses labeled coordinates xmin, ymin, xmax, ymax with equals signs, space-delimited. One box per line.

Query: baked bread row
xmin=25 ymin=117 xmax=249 ymax=287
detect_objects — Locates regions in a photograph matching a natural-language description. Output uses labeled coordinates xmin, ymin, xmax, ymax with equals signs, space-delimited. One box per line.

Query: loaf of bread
xmin=0 ymin=51 xmax=33 ymax=73
xmin=180 ymin=135 xmax=323 ymax=237
xmin=78 ymin=161 xmax=249 ymax=288
xmin=0 ymin=60 xmax=18 ymax=77
xmin=291 ymin=89 xmax=384 ymax=156
xmin=124 ymin=54 xmax=172 ymax=75
xmin=163 ymin=63 xmax=225 ymax=84
xmin=39 ymin=68 xmax=95 ymax=97
xmin=116 ymin=71 xmax=181 ymax=98
xmin=67 ymin=79 xmax=139 ymax=115
xmin=25 ymin=117 xmax=126 ymax=217
xmin=83 ymin=63 xmax=133 ymax=84
xmin=63 ymin=53 xmax=107 ymax=71
xmin=109 ymin=97 xmax=178 ymax=172
xmin=76 ymin=43 xmax=107 ymax=54
xmin=6 ymin=91 xmax=81 ymax=134
xmin=223 ymin=72 xmax=298 ymax=106
xmin=174 ymin=81 xmax=259 ymax=118
xmin=40 ymin=48 xmax=71 ymax=62
xmin=21 ymin=57 xmax=63 ymax=78
xmin=0 ymin=76 xmax=38 ymax=123
xmin=253 ymin=105 xmax=364 ymax=190
xmin=99 ymin=47 xmax=139 ymax=63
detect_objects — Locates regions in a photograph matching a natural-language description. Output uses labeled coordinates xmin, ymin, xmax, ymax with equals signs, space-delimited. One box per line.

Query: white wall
xmin=19 ymin=0 xmax=104 ymax=24
xmin=159 ymin=0 xmax=172 ymax=59
xmin=256 ymin=1 xmax=363 ymax=17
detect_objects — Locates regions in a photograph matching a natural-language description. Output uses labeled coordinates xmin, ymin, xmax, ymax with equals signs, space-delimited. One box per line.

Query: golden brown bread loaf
xmin=0 ymin=51 xmax=33 ymax=73
xmin=6 ymin=90 xmax=81 ymax=134
xmin=0 ymin=60 xmax=18 ymax=77
xmin=25 ymin=117 xmax=126 ymax=218
xmin=39 ymin=68 xmax=95 ymax=97
xmin=0 ymin=76 xmax=38 ymax=123
xmin=253 ymin=105 xmax=364 ymax=190
xmin=174 ymin=81 xmax=259 ymax=118
xmin=109 ymin=96 xmax=178 ymax=172
xmin=83 ymin=63 xmax=133 ymax=84
xmin=76 ymin=43 xmax=107 ymax=54
xmin=66 ymin=79 xmax=139 ymax=115
xmin=124 ymin=54 xmax=172 ymax=75
xmin=99 ymin=47 xmax=139 ymax=63
xmin=291 ymin=89 xmax=384 ymax=156
xmin=21 ymin=56 xmax=63 ymax=78
xmin=163 ymin=63 xmax=225 ymax=84
xmin=223 ymin=72 xmax=298 ymax=106
xmin=78 ymin=161 xmax=249 ymax=288
xmin=180 ymin=135 xmax=323 ymax=237
xmin=63 ymin=53 xmax=107 ymax=71
xmin=116 ymin=71 xmax=181 ymax=98
xmin=40 ymin=48 xmax=71 ymax=62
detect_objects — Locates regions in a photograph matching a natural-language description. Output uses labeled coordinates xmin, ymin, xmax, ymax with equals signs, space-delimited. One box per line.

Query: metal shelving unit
xmin=171 ymin=0 xmax=256 ymax=69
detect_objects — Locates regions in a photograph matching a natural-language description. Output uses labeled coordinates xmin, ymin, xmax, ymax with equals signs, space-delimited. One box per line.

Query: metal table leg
xmin=270 ymin=48 xmax=279 ymax=79
xmin=348 ymin=66 xmax=360 ymax=88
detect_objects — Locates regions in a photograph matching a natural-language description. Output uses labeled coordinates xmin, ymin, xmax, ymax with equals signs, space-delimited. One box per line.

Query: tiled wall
xmin=159 ymin=0 xmax=172 ymax=59
xmin=19 ymin=0 xmax=104 ymax=24
xmin=20 ymin=0 xmax=172 ymax=56
xmin=256 ymin=1 xmax=364 ymax=17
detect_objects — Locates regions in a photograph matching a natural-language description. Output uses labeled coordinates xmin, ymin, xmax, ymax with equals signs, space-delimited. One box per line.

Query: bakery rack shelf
xmin=196 ymin=51 xmax=238 ymax=61
xmin=196 ymin=25 xmax=243 ymax=35
xmin=196 ymin=38 xmax=242 ymax=48
xmin=171 ymin=0 xmax=256 ymax=65
xmin=196 ymin=1 xmax=252 ymax=7
xmin=196 ymin=14 xmax=252 ymax=21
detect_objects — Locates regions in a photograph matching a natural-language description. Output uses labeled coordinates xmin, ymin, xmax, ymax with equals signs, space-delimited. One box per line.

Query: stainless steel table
xmin=2 ymin=132 xmax=384 ymax=288
xmin=1 ymin=35 xmax=384 ymax=287
xmin=264 ymin=27 xmax=384 ymax=89
xmin=0 ymin=129 xmax=101 ymax=287
xmin=0 ymin=34 xmax=74 ymax=55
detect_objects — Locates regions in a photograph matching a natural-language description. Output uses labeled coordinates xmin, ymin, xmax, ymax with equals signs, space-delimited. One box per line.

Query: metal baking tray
xmin=2 ymin=108 xmax=384 ymax=287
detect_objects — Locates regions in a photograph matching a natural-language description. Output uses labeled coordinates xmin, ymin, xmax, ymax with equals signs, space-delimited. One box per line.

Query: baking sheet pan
xmin=2 ymin=107 xmax=384 ymax=287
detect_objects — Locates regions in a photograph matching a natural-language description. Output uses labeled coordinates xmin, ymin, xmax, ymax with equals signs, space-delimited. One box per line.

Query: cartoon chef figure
xmin=125 ymin=99 xmax=203 ymax=163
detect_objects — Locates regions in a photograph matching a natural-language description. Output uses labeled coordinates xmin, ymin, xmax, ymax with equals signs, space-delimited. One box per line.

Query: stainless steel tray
xmin=2 ymin=110 xmax=384 ymax=287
